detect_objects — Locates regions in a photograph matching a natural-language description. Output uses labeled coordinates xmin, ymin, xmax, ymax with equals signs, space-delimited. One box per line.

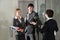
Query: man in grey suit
xmin=25 ymin=3 xmax=42 ymax=40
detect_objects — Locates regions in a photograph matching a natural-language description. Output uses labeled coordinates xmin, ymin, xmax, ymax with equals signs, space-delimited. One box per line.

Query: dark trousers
xmin=26 ymin=30 xmax=36 ymax=40
xmin=33 ymin=27 xmax=36 ymax=40
xmin=33 ymin=33 xmax=35 ymax=40
xmin=43 ymin=34 xmax=55 ymax=40
xmin=16 ymin=34 xmax=25 ymax=40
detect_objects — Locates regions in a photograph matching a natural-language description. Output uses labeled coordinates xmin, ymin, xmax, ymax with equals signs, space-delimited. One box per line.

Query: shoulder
xmin=50 ymin=19 xmax=57 ymax=23
xmin=33 ymin=11 xmax=38 ymax=16
xmin=51 ymin=19 xmax=57 ymax=24
xmin=47 ymin=19 xmax=57 ymax=24
xmin=33 ymin=11 xmax=38 ymax=14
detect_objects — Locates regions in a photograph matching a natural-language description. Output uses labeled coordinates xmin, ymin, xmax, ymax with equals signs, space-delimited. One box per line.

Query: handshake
xmin=10 ymin=26 xmax=24 ymax=32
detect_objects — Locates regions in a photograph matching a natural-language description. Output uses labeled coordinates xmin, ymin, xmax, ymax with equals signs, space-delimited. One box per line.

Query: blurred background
xmin=0 ymin=0 xmax=60 ymax=40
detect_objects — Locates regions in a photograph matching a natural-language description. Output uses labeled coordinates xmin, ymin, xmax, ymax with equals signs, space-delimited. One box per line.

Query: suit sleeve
xmin=40 ymin=22 xmax=47 ymax=33
xmin=54 ymin=21 xmax=58 ymax=32
xmin=34 ymin=13 xmax=42 ymax=28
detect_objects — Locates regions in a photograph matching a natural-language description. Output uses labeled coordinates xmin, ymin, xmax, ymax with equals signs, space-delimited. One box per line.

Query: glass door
xmin=37 ymin=0 xmax=46 ymax=23
xmin=36 ymin=0 xmax=46 ymax=40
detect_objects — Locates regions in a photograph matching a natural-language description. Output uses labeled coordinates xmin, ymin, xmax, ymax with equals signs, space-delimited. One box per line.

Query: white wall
xmin=0 ymin=0 xmax=18 ymax=40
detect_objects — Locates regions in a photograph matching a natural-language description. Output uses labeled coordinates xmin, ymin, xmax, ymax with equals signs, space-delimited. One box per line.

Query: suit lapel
xmin=29 ymin=12 xmax=35 ymax=21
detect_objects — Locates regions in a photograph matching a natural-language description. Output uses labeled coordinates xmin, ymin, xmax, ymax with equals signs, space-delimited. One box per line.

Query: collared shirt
xmin=46 ymin=18 xmax=53 ymax=21
xmin=27 ymin=13 xmax=31 ymax=20
xmin=27 ymin=13 xmax=29 ymax=20
xmin=26 ymin=11 xmax=33 ymax=20
xmin=15 ymin=16 xmax=22 ymax=23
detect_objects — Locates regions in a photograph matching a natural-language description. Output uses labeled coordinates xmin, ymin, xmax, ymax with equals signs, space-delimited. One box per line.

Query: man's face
xmin=16 ymin=10 xmax=22 ymax=16
xmin=28 ymin=6 xmax=34 ymax=13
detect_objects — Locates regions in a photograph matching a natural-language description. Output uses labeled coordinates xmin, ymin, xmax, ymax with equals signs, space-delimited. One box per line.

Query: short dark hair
xmin=16 ymin=8 xmax=21 ymax=11
xmin=46 ymin=9 xmax=54 ymax=18
xmin=28 ymin=3 xmax=34 ymax=8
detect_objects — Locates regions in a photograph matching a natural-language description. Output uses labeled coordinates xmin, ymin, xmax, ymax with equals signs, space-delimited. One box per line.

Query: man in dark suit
xmin=13 ymin=8 xmax=25 ymax=40
xmin=25 ymin=3 xmax=42 ymax=40
xmin=40 ymin=9 xmax=58 ymax=40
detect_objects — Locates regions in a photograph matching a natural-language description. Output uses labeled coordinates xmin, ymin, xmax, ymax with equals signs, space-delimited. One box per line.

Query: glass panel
xmin=37 ymin=0 xmax=46 ymax=40
xmin=37 ymin=0 xmax=46 ymax=24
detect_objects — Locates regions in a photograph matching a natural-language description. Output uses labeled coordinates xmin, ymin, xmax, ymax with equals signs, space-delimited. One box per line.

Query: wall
xmin=0 ymin=0 xmax=60 ymax=40
xmin=0 ymin=0 xmax=18 ymax=40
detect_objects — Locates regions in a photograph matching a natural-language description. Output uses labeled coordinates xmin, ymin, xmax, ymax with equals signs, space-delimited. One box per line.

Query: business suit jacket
xmin=13 ymin=17 xmax=25 ymax=34
xmin=41 ymin=19 xmax=58 ymax=40
xmin=25 ymin=11 xmax=42 ymax=34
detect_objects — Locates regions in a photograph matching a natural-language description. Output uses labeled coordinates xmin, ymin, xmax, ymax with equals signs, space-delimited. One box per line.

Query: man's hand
xmin=17 ymin=29 xmax=24 ymax=32
xmin=54 ymin=31 xmax=56 ymax=36
xmin=41 ymin=25 xmax=44 ymax=29
xmin=16 ymin=27 xmax=24 ymax=32
xmin=19 ymin=29 xmax=24 ymax=32
xmin=16 ymin=27 xmax=20 ymax=30
xmin=30 ymin=22 xmax=36 ymax=25
xmin=17 ymin=29 xmax=23 ymax=32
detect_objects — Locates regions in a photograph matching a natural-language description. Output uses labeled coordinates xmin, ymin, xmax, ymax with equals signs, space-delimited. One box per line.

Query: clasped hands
xmin=16 ymin=27 xmax=24 ymax=32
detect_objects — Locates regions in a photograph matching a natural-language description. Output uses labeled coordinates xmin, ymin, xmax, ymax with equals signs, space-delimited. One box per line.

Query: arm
xmin=30 ymin=13 xmax=42 ymax=26
xmin=54 ymin=21 xmax=58 ymax=36
xmin=54 ymin=21 xmax=58 ymax=32
xmin=13 ymin=18 xmax=23 ymax=32
xmin=40 ymin=23 xmax=47 ymax=33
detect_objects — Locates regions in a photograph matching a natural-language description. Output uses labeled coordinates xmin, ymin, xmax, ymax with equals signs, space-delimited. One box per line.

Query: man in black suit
xmin=13 ymin=8 xmax=25 ymax=40
xmin=25 ymin=3 xmax=42 ymax=40
xmin=40 ymin=9 xmax=58 ymax=40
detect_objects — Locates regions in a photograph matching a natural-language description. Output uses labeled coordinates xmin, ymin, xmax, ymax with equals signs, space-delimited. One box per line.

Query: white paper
xmin=10 ymin=26 xmax=17 ymax=30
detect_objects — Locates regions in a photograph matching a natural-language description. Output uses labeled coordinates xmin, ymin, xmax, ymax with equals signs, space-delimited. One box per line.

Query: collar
xmin=27 ymin=11 xmax=34 ymax=14
xmin=14 ymin=16 xmax=22 ymax=19
xmin=47 ymin=18 xmax=53 ymax=21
